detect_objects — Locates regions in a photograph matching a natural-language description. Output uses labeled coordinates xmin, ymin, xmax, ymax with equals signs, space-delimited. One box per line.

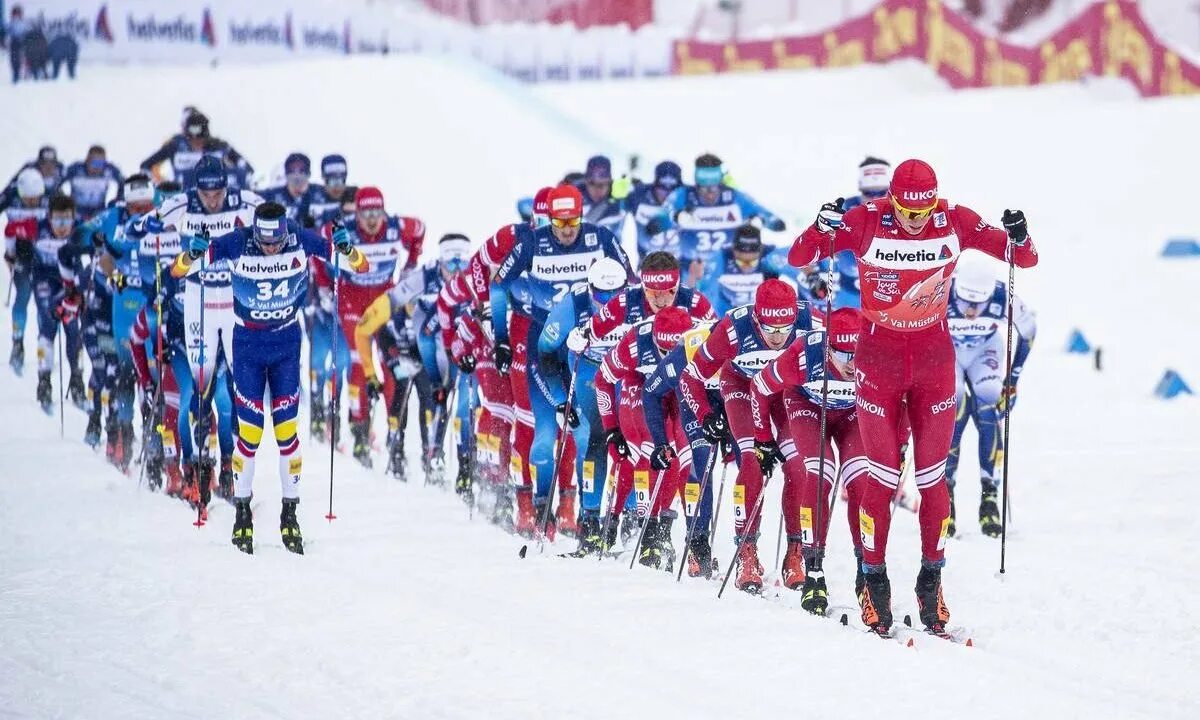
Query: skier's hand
xmin=187 ymin=229 xmax=210 ymax=260
xmin=493 ymin=340 xmax=512 ymax=374
xmin=765 ymin=217 xmax=786 ymax=232
xmin=649 ymin=444 xmax=675 ymax=471
xmin=753 ymin=439 xmax=784 ymax=475
xmin=142 ymin=214 xmax=165 ymax=235
xmin=557 ymin=402 xmax=580 ymax=429
xmin=3 ymin=252 xmax=14 ymax=269
xmin=815 ymin=198 xmax=845 ymax=233
xmin=566 ymin=325 xmax=590 ymax=354
xmin=645 ymin=216 xmax=665 ymax=236
xmin=90 ymin=230 xmax=106 ymax=249
xmin=140 ymin=374 xmax=157 ymax=396
xmin=611 ymin=175 xmax=633 ymax=201
xmin=332 ymin=220 xmax=353 ymax=255
xmin=432 ymin=386 xmax=448 ymax=407
xmin=605 ymin=427 xmax=629 ymax=458
xmin=997 ymin=383 xmax=1018 ymax=416
xmin=1002 ymin=209 xmax=1028 ymax=245
xmin=55 ymin=285 xmax=82 ymax=324
xmin=366 ymin=376 xmax=383 ymax=403
xmin=110 ymin=270 xmax=128 ymax=292
xmin=456 ymin=353 xmax=476 ymax=374
xmin=701 ymin=411 xmax=729 ymax=444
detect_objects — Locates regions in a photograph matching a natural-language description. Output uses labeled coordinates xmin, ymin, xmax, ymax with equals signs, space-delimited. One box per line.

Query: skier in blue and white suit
xmin=945 ymin=261 xmax=1036 ymax=538
xmin=628 ymin=160 xmax=682 ymax=263
xmin=698 ymin=223 xmax=797 ymax=318
xmin=257 ymin=153 xmax=327 ymax=226
xmin=171 ymin=201 xmax=367 ymax=555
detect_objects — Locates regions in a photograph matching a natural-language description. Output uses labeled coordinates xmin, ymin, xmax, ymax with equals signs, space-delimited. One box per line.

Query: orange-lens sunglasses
xmin=550 ymin=216 xmax=582 ymax=228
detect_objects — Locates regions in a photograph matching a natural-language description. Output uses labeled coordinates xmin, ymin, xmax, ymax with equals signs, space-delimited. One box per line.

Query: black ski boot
xmin=567 ymin=513 xmax=604 ymax=557
xmin=914 ymin=565 xmax=950 ymax=633
xmin=800 ymin=551 xmax=828 ymax=615
xmin=658 ymin=512 xmax=677 ymax=572
xmin=232 ymin=499 xmax=254 ymax=554
xmin=280 ymin=498 xmax=304 ymax=555
xmin=686 ymin=532 xmax=714 ymax=579
xmin=36 ymin=370 xmax=52 ymax=413
xmin=217 ymin=455 xmax=234 ymax=500
xmin=67 ymin=369 xmax=86 ymax=409
xmin=310 ymin=398 xmax=327 ymax=442
xmin=350 ymin=420 xmax=372 ymax=468
xmin=9 ymin=340 xmax=24 ymax=375
xmin=638 ymin=517 xmax=663 ymax=569
xmin=619 ymin=508 xmax=640 ymax=546
xmin=386 ymin=427 xmax=407 ymax=481
xmin=854 ymin=548 xmax=866 ymax=600
xmin=425 ymin=451 xmax=446 ymax=486
xmin=454 ymin=450 xmax=473 ymax=502
xmin=601 ymin=512 xmax=620 ymax=553
xmin=84 ymin=407 xmax=102 ymax=447
xmin=979 ymin=487 xmax=1002 ymax=538
xmin=492 ymin=486 xmax=514 ymax=531
xmin=946 ymin=484 xmax=957 ymax=537
xmin=858 ymin=566 xmax=893 ymax=635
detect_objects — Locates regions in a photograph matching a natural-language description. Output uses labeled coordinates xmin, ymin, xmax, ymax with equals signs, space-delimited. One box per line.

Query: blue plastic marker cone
xmin=1066 ymin=329 xmax=1091 ymax=354
xmin=1154 ymin=370 xmax=1194 ymax=399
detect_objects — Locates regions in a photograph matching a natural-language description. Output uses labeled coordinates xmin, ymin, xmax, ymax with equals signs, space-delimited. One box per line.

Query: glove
xmin=605 ymin=427 xmax=630 ymax=458
xmin=432 ymin=386 xmax=448 ymax=406
xmin=493 ymin=340 xmax=512 ymax=374
xmin=557 ymin=402 xmax=580 ymax=429
xmin=90 ymin=230 xmax=106 ymax=249
xmin=457 ymin=353 xmax=476 ymax=374
xmin=701 ymin=412 xmax=729 ymax=445
xmin=366 ymin=376 xmax=383 ymax=404
xmin=110 ymin=270 xmax=128 ymax=293
xmin=302 ymin=215 xmax=316 ymax=230
xmin=332 ymin=221 xmax=353 ymax=255
xmin=765 ymin=217 xmax=786 ymax=232
xmin=140 ymin=374 xmax=157 ymax=397
xmin=804 ymin=269 xmax=831 ymax=299
xmin=187 ymin=230 xmax=210 ymax=260
xmin=815 ymin=198 xmax=845 ymax=233
xmin=1002 ymin=209 xmax=1028 ymax=245
xmin=611 ymin=175 xmax=633 ymax=200
xmin=997 ymin=383 xmax=1018 ymax=416
xmin=317 ymin=287 xmax=335 ymax=315
xmin=566 ymin=325 xmax=590 ymax=354
xmin=56 ymin=285 xmax=82 ymax=324
xmin=753 ymin=439 xmax=784 ymax=475
xmin=142 ymin=215 xmax=165 ymax=234
xmin=645 ymin=217 xmax=665 ymax=236
xmin=649 ymin=444 xmax=675 ymax=471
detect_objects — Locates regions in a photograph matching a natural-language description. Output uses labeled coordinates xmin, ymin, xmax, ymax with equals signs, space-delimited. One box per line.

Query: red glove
xmin=56 ymin=285 xmax=82 ymax=324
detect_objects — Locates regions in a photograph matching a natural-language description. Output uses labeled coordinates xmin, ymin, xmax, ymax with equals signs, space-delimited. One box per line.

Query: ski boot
xmin=217 ymin=455 xmax=234 ymax=500
xmin=164 ymin=462 xmax=185 ymax=498
xmin=734 ymin=539 xmax=764 ymax=594
xmin=84 ymin=407 xmax=102 ymax=448
xmin=350 ymin=420 xmax=372 ymax=468
xmin=67 ymin=369 xmax=86 ymax=409
xmin=979 ymin=487 xmax=1002 ymax=538
xmin=144 ymin=429 xmax=164 ymax=491
xmin=686 ymin=532 xmax=714 ymax=579
xmin=914 ymin=565 xmax=950 ymax=633
xmin=853 ymin=548 xmax=866 ymax=600
xmin=386 ymin=427 xmax=407 ymax=481
xmin=425 ymin=452 xmax=446 ymax=486
xmin=618 ymin=508 xmax=640 ymax=547
xmin=858 ymin=566 xmax=893 ymax=636
xmin=555 ymin=488 xmax=579 ymax=538
xmin=115 ymin=421 xmax=134 ymax=473
xmin=946 ymin=485 xmax=957 ymax=537
xmin=36 ymin=370 xmax=52 ymax=413
xmin=310 ymin=399 xmax=327 ymax=443
xmin=638 ymin=516 xmax=664 ymax=569
xmin=800 ymin=551 xmax=828 ymax=615
xmin=454 ymin=450 xmax=473 ymax=503
xmin=232 ymin=498 xmax=254 ymax=554
xmin=534 ymin=501 xmax=556 ymax=542
xmin=566 ymin=512 xmax=604 ymax=557
xmin=781 ymin=539 xmax=806 ymax=590
xmin=514 ymin=487 xmax=536 ymax=538
xmin=9 ymin=340 xmax=24 ymax=375
xmin=658 ymin=512 xmax=677 ymax=572
xmin=280 ymin=498 xmax=304 ymax=555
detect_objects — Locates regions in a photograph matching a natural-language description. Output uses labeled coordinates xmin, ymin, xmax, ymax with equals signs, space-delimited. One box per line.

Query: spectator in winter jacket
xmin=5 ymin=4 xmax=31 ymax=84
xmin=48 ymin=32 xmax=77 ymax=79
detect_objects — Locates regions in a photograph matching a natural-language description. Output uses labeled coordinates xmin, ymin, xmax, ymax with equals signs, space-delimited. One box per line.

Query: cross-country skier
xmin=307 ymin=154 xmax=352 ymax=227
xmin=61 ymin=145 xmax=124 ymax=220
xmin=2 ymin=167 xmax=48 ymax=374
xmin=140 ymin=110 xmax=253 ymax=190
xmin=258 ymin=153 xmax=327 ymax=226
xmin=788 ymin=158 xmax=1038 ymax=635
xmin=4 ymin=145 xmax=64 ymax=196
xmin=573 ymin=155 xmax=631 ymax=239
xmin=171 ymin=201 xmax=367 ymax=554
xmin=945 ymin=260 xmax=1036 ymax=538
xmin=678 ymin=279 xmax=813 ymax=593
xmin=628 ymin=160 xmax=682 ymax=263
xmin=698 ymin=223 xmax=797 ymax=318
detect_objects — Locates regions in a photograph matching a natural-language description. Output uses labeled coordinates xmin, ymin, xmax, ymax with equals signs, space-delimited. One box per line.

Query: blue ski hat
xmin=253 ymin=202 xmax=289 ymax=244
xmin=585 ymin=155 xmax=612 ymax=182
xmin=654 ymin=160 xmax=682 ymax=190
xmin=195 ymin=155 xmax=227 ymax=191
xmin=284 ymin=152 xmax=311 ymax=177
xmin=321 ymin=154 xmax=348 ymax=181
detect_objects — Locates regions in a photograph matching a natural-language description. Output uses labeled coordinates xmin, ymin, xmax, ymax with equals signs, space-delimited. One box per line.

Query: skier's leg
xmin=966 ymin=336 xmax=1004 ymax=489
xmin=230 ymin=328 xmax=268 ymax=501
xmin=906 ymin=336 xmax=958 ymax=568
xmin=266 ymin=325 xmax=303 ymax=500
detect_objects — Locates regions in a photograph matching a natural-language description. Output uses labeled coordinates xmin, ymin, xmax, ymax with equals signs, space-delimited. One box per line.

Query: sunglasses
xmin=760 ymin=323 xmax=791 ymax=336
xmin=550 ymin=216 xmax=581 ymax=229
xmin=358 ymin=207 xmax=385 ymax=221
xmin=443 ymin=257 xmax=467 ymax=273
xmin=50 ymin=216 xmax=74 ymax=228
xmin=832 ymin=349 xmax=854 ymax=364
xmin=891 ymin=196 xmax=935 ymax=221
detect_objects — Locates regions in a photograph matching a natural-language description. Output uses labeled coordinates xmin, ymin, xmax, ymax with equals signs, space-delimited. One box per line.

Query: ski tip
xmin=906 ymin=637 xmax=915 ymax=648
xmin=839 ymin=613 xmax=848 ymax=626
xmin=518 ymin=544 xmax=528 ymax=559
xmin=902 ymin=614 xmax=913 ymax=627
xmin=966 ymin=638 xmax=974 ymax=647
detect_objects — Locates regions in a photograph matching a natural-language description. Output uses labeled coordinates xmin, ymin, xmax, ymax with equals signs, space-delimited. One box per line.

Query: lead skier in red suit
xmin=789 ymin=159 xmax=1038 ymax=635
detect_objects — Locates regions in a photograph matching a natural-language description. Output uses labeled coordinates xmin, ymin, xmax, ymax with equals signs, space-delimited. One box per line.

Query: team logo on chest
xmin=238 ymin=249 xmax=306 ymax=279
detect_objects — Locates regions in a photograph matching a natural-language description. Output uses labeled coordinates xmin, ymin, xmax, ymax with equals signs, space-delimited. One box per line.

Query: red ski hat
xmin=753 ymin=279 xmax=797 ymax=326
xmin=547 ymin=184 xmax=583 ymax=220
xmin=533 ymin=186 xmax=553 ymax=215
xmin=652 ymin=306 xmax=691 ymax=351
xmin=827 ymin=307 xmax=861 ymax=352
xmin=355 ymin=186 xmax=385 ymax=212
xmin=889 ymin=159 xmax=938 ymax=212
xmin=641 ymin=267 xmax=680 ymax=291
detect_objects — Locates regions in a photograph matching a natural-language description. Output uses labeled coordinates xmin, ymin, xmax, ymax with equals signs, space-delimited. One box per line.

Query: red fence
xmin=673 ymin=0 xmax=1200 ymax=98
xmin=421 ymin=0 xmax=652 ymax=30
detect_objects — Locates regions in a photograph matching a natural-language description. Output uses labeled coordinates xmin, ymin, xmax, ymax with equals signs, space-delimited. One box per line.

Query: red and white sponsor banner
xmin=672 ymin=0 xmax=1200 ymax=98
xmin=420 ymin=0 xmax=652 ymax=30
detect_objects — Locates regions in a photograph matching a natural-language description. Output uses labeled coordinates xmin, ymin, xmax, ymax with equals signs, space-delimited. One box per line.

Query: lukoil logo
xmin=856 ymin=397 xmax=885 ymax=417
xmin=757 ymin=306 xmax=793 ymax=320
xmin=901 ymin=189 xmax=937 ymax=202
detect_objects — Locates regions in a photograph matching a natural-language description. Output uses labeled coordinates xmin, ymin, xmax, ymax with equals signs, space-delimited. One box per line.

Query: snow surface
xmin=1 ymin=56 xmax=1199 ymax=719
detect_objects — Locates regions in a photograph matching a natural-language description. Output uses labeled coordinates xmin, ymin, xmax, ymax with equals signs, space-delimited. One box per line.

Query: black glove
xmin=91 ymin=230 xmax=106 ymax=249
xmin=457 ymin=354 xmax=476 ymax=374
xmin=432 ymin=386 xmax=448 ymax=406
xmin=332 ymin=220 xmax=354 ymax=255
xmin=366 ymin=377 xmax=383 ymax=404
xmin=110 ymin=271 xmax=128 ymax=293
xmin=765 ymin=217 xmax=786 ymax=232
xmin=493 ymin=340 xmax=512 ymax=374
xmin=645 ymin=217 xmax=664 ymax=236
xmin=605 ymin=427 xmax=629 ymax=458
xmin=701 ymin=411 xmax=729 ymax=444
xmin=302 ymin=215 xmax=316 ymax=229
xmin=649 ymin=444 xmax=674 ymax=471
xmin=1002 ymin=209 xmax=1028 ymax=245
xmin=557 ymin=402 xmax=580 ymax=429
xmin=753 ymin=439 xmax=784 ymax=475
xmin=815 ymin=198 xmax=845 ymax=233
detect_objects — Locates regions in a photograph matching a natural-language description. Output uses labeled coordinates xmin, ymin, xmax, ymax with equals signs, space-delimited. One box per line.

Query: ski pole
xmin=716 ymin=467 xmax=776 ymax=599
xmin=706 ymin=441 xmax=731 ymax=549
xmin=628 ymin=464 xmax=668 ymax=570
xmin=526 ymin=347 xmax=585 ymax=557
xmin=1000 ymin=235 xmax=1017 ymax=575
xmin=137 ymin=236 xmax=166 ymax=491
xmin=597 ymin=459 xmax=619 ymax=563
xmin=194 ymin=240 xmax=208 ymax=528
xmin=813 ymin=225 xmax=836 ymax=563
xmin=57 ymin=328 xmax=64 ymax=438
xmin=326 ymin=246 xmax=340 ymax=522
xmin=676 ymin=440 xmax=720 ymax=582
xmin=386 ymin=375 xmax=415 ymax=477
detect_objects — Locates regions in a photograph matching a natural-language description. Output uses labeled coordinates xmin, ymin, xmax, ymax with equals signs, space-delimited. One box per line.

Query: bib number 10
xmin=256 ymin=279 xmax=290 ymax=301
